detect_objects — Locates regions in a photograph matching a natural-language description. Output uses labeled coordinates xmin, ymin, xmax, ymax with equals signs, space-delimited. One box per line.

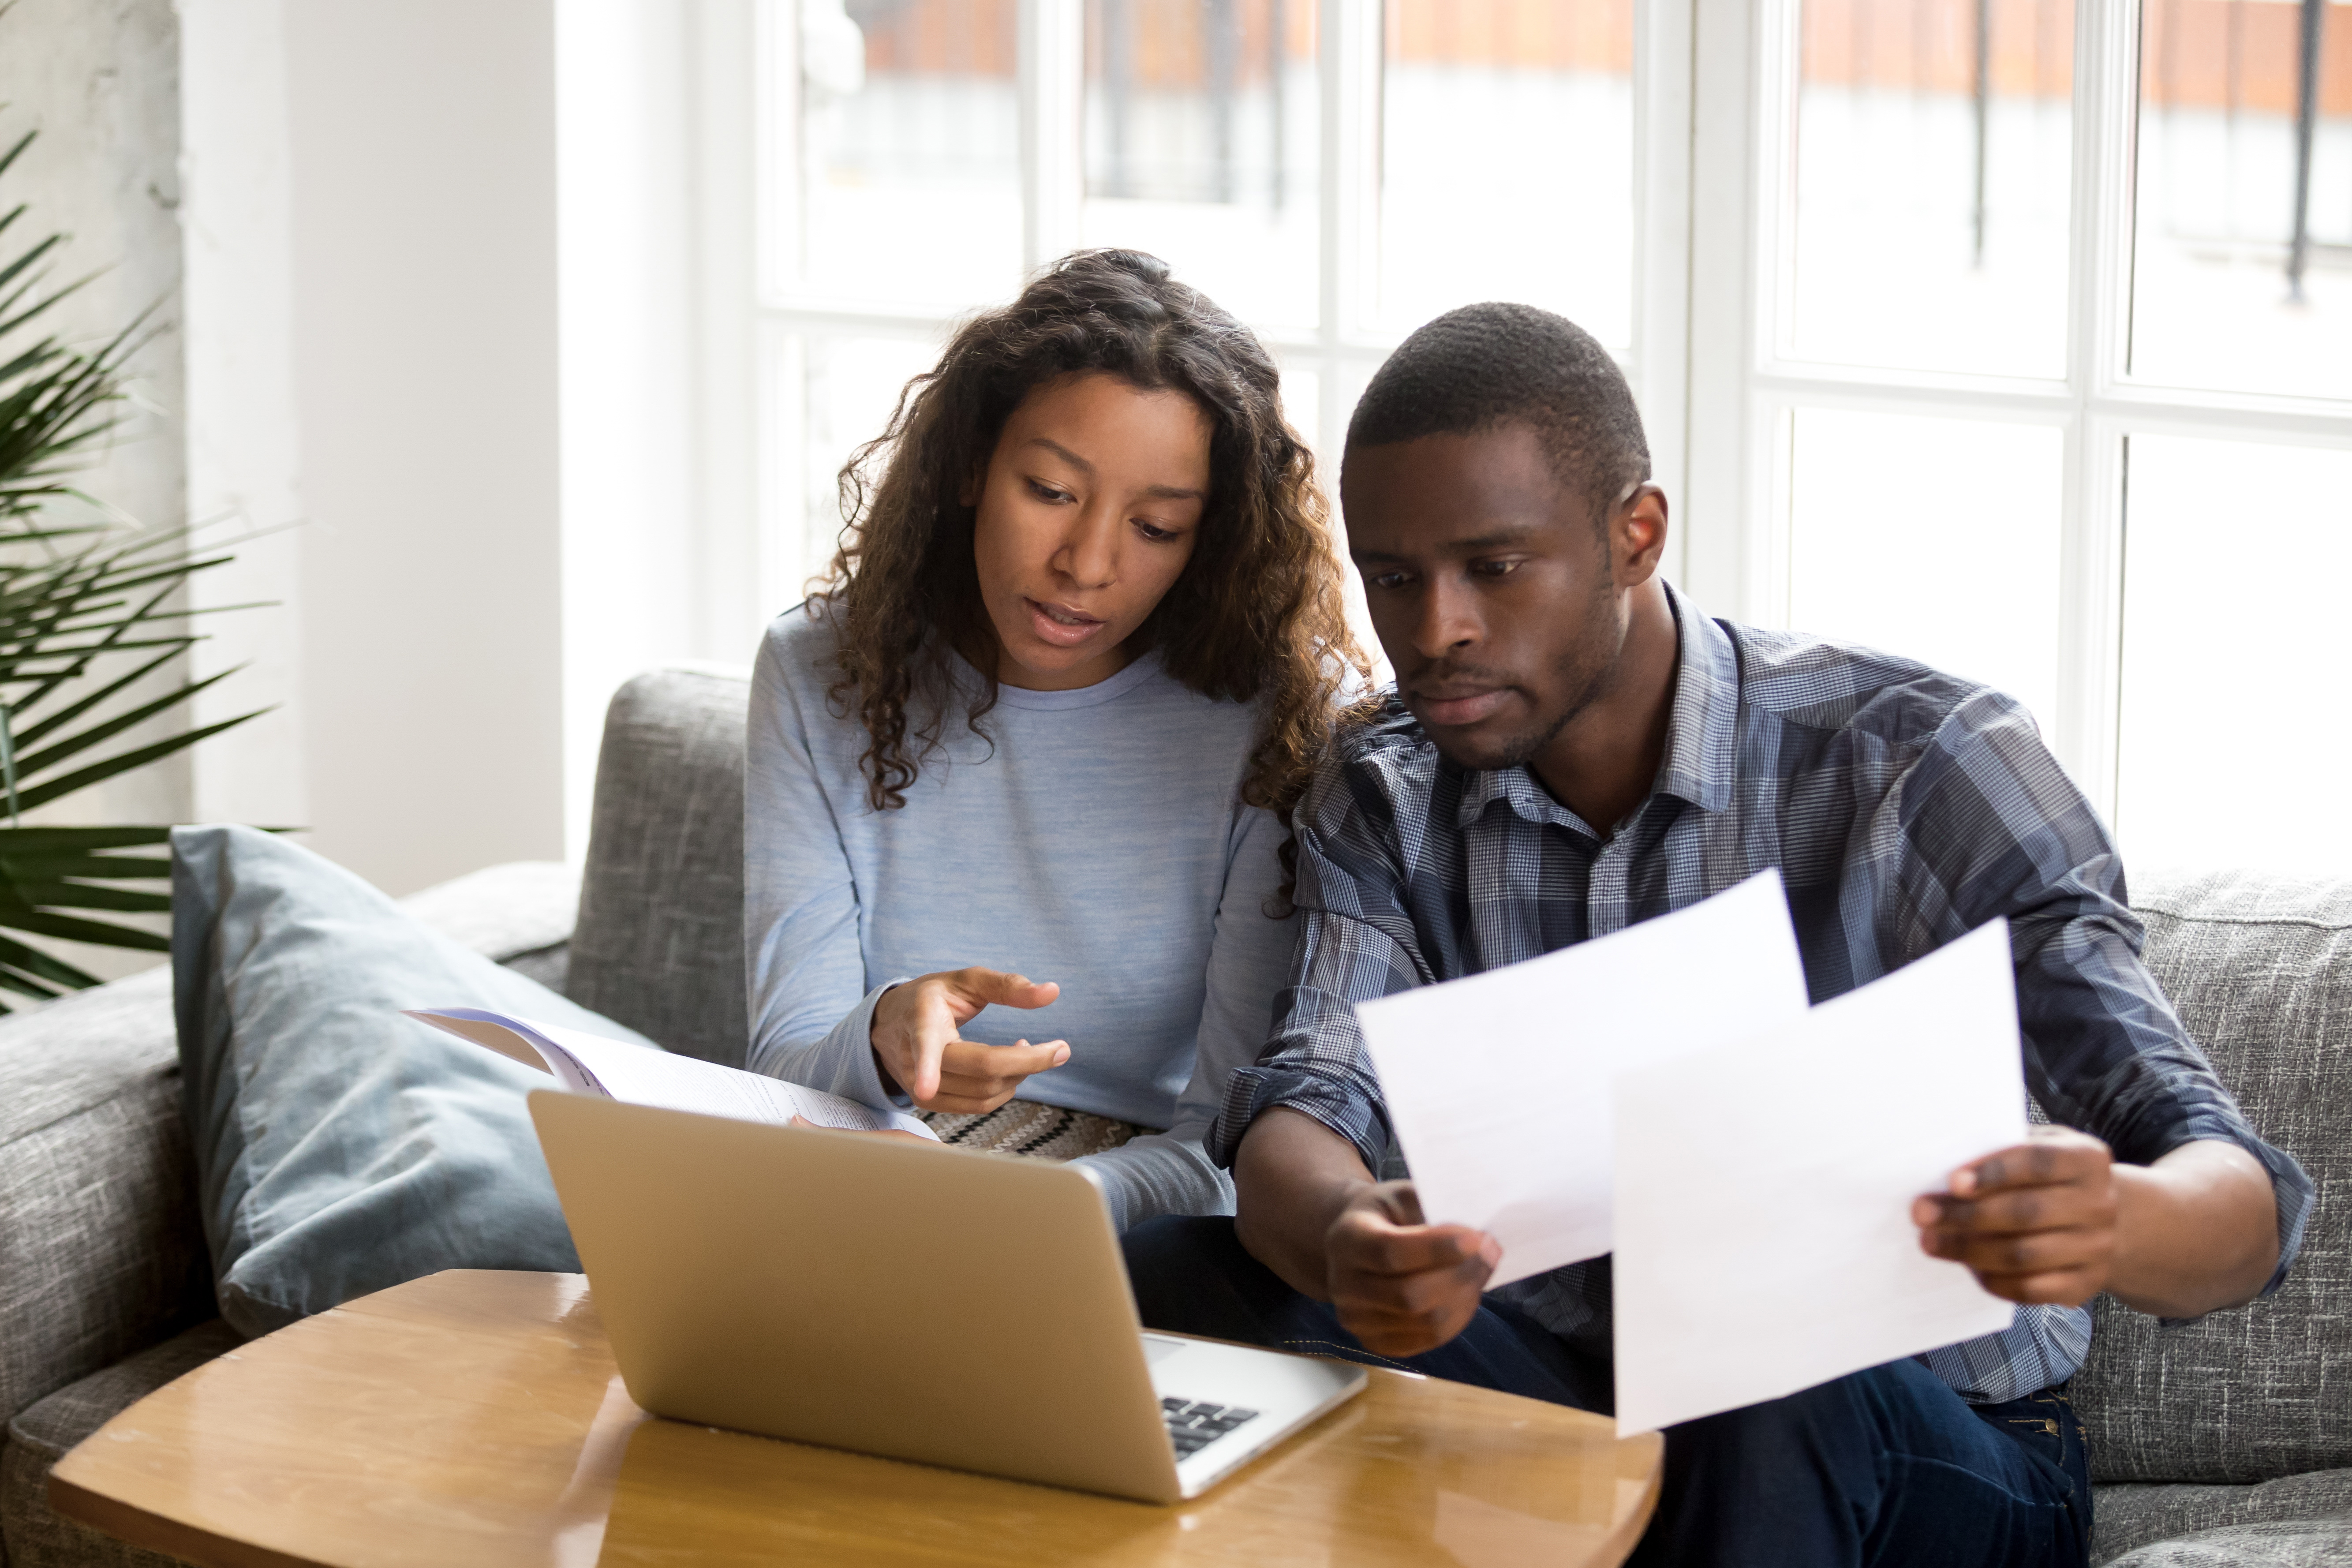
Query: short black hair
xmin=1345 ymin=302 xmax=1651 ymax=526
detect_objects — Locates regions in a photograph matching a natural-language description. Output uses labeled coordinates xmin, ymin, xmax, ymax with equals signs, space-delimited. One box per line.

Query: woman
xmin=744 ymin=249 xmax=1364 ymax=1229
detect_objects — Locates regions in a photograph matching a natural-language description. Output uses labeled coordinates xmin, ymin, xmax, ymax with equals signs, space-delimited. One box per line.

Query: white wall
xmin=183 ymin=0 xmax=571 ymax=895
xmin=554 ymin=0 xmax=707 ymax=861
xmin=181 ymin=0 xmax=304 ymax=838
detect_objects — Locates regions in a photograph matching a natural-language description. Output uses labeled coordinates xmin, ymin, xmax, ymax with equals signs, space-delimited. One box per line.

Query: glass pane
xmin=1787 ymin=0 xmax=2075 ymax=377
xmin=2129 ymin=0 xmax=2352 ymax=400
xmin=2118 ymin=434 xmax=2352 ymax=876
xmin=787 ymin=333 xmax=944 ymax=593
xmin=789 ymin=1 xmax=1022 ymax=309
xmin=1378 ymin=1 xmax=1636 ymax=348
xmin=1082 ymin=1 xmax=1320 ymax=328
xmin=1783 ymin=408 xmax=2064 ymax=732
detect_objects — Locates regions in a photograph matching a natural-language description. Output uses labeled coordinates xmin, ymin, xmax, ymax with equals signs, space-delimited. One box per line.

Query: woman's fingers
xmin=934 ymin=1038 xmax=1067 ymax=1095
xmin=870 ymin=975 xmax=950 ymax=1099
xmin=913 ymin=1087 xmax=1022 ymax=1115
xmin=942 ymin=967 xmax=1062 ymax=1022
xmin=887 ymin=1037 xmax=1069 ymax=1114
xmin=871 ymin=968 xmax=1069 ymax=1107
xmin=873 ymin=969 xmax=1063 ymax=1102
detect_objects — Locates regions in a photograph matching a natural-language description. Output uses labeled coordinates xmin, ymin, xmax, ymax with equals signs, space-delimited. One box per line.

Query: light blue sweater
xmin=742 ymin=603 xmax=1300 ymax=1229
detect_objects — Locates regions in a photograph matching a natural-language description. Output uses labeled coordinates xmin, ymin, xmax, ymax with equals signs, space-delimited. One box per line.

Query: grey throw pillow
xmin=173 ymin=824 xmax=656 ymax=1337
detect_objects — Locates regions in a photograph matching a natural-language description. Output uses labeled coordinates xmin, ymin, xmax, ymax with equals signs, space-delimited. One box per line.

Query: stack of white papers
xmin=1611 ymin=921 xmax=2023 ymax=1433
xmin=1356 ymin=871 xmax=1811 ymax=1284
xmin=1354 ymin=873 xmax=2025 ymax=1436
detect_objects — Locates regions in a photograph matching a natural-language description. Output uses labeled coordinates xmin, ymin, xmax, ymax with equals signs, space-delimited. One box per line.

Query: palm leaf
xmin=0 ymin=115 xmax=271 ymax=1008
xmin=7 ymin=664 xmax=241 ymax=787
xmin=9 ymin=643 xmax=183 ymax=745
xmin=0 ymin=906 xmax=166 ymax=951
xmin=2 ymin=880 xmax=172 ymax=914
xmin=0 ymin=930 xmax=98 ymax=991
xmin=0 ymin=824 xmax=173 ymax=849
xmin=7 ymin=709 xmax=265 ymax=818
xmin=0 ymin=854 xmax=169 ymax=880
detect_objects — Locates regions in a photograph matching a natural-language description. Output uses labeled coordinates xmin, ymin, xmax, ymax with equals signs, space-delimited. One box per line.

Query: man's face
xmin=1341 ymin=422 xmax=1625 ymax=772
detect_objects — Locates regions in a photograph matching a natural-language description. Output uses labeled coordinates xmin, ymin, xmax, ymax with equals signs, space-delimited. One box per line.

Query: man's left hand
xmin=1913 ymin=1126 xmax=2118 ymax=1308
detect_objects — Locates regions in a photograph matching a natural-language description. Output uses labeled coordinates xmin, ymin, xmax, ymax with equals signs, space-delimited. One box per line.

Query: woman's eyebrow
xmin=1024 ymin=436 xmax=1094 ymax=473
xmin=1024 ymin=437 xmax=1203 ymax=502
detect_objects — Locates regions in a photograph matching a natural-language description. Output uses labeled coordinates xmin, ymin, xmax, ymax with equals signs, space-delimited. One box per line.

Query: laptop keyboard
xmin=1162 ymin=1396 xmax=1260 ymax=1459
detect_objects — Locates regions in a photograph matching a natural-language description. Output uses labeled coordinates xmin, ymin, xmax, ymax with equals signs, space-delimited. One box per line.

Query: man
xmin=1122 ymin=303 xmax=2308 ymax=1567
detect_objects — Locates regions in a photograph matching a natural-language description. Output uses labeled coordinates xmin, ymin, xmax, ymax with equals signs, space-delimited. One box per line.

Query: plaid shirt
xmin=1212 ymin=584 xmax=2311 ymax=1404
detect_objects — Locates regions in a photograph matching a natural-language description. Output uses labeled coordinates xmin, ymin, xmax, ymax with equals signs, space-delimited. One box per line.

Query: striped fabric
xmin=917 ymin=1103 xmax=1144 ymax=1162
xmin=1209 ymin=584 xmax=2311 ymax=1406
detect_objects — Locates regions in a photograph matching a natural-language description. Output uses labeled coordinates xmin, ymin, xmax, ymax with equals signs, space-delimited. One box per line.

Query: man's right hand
xmin=1324 ymin=1181 xmax=1501 ymax=1357
xmin=1234 ymin=1109 xmax=1498 ymax=1358
xmin=869 ymin=966 xmax=1068 ymax=1113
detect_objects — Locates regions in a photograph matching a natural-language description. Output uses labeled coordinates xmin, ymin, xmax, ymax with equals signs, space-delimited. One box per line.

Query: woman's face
xmin=969 ymin=372 xmax=1212 ymax=691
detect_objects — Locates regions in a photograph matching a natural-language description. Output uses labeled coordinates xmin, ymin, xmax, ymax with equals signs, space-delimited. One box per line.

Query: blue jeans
xmin=1124 ymin=1216 xmax=2091 ymax=1568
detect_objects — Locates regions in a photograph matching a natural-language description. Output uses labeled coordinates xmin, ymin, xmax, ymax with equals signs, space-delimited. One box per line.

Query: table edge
xmin=56 ymin=1403 xmax=1668 ymax=1568
xmin=1606 ymin=1451 xmax=1666 ymax=1562
xmin=47 ymin=1270 xmax=1668 ymax=1568
xmin=49 ymin=1469 xmax=327 ymax=1568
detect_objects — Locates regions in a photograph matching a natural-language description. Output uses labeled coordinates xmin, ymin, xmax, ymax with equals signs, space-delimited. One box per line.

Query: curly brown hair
xmin=815 ymin=249 xmax=1367 ymax=849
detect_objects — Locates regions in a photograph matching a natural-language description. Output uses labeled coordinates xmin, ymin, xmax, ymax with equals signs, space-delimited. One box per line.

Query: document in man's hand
xmin=1610 ymin=919 xmax=2025 ymax=1435
xmin=406 ymin=1007 xmax=938 ymax=1139
xmin=1352 ymin=869 xmax=1810 ymax=1284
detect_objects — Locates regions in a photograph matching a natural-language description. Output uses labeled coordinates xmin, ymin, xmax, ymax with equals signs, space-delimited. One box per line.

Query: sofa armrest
xmin=0 ymin=969 xmax=211 ymax=1430
xmin=0 ymin=857 xmax=580 ymax=1433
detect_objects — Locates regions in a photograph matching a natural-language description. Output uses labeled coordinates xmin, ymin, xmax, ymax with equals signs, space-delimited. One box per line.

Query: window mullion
xmin=1317 ymin=0 xmax=1381 ymax=460
xmin=1635 ymin=0 xmax=1697 ymax=561
xmin=2054 ymin=0 xmax=2143 ymax=820
xmin=695 ymin=0 xmax=769 ymax=655
xmin=1681 ymin=0 xmax=1765 ymax=621
xmin=1019 ymin=0 xmax=1085 ymax=277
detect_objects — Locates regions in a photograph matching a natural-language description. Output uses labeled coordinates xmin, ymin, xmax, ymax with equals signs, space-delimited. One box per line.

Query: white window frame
xmin=1683 ymin=0 xmax=2352 ymax=826
xmin=692 ymin=0 xmax=1699 ymax=655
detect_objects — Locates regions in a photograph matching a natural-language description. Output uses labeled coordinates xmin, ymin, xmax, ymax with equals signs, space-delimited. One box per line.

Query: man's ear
xmin=1613 ymin=484 xmax=1670 ymax=586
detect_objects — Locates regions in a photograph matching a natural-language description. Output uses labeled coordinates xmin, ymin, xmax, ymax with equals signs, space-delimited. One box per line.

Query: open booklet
xmin=405 ymin=1007 xmax=938 ymax=1140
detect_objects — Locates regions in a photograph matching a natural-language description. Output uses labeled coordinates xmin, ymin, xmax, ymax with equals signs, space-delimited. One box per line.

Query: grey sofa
xmin=0 ymin=666 xmax=2344 ymax=1566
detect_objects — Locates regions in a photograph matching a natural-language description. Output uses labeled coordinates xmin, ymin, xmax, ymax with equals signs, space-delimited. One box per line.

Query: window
xmin=1688 ymin=0 xmax=2352 ymax=876
xmin=740 ymin=0 xmax=1690 ymax=665
xmin=707 ymin=0 xmax=2349 ymax=877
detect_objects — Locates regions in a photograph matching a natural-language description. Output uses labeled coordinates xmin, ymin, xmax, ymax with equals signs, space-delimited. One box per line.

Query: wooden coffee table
xmin=50 ymin=1270 xmax=1662 ymax=1567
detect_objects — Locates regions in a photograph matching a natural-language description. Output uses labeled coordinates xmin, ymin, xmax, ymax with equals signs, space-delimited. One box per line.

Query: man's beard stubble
xmin=1444 ymin=576 xmax=1624 ymax=775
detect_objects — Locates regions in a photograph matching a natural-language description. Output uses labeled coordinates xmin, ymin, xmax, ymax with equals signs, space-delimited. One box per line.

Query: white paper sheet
xmin=1610 ymin=918 xmax=2027 ymax=1436
xmin=1353 ymin=870 xmax=1810 ymax=1285
xmin=405 ymin=1007 xmax=938 ymax=1138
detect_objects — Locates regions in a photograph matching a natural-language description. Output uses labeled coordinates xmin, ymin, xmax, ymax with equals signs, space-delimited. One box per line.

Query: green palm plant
xmin=0 ymin=123 xmax=264 ymax=1007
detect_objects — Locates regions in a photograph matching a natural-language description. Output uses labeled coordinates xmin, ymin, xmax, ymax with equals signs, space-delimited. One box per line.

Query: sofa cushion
xmin=2101 ymin=1520 xmax=2352 ymax=1566
xmin=2075 ymin=871 xmax=2352 ymax=1485
xmin=2096 ymin=1474 xmax=2352 ymax=1565
xmin=174 ymin=825 xmax=654 ymax=1338
xmin=568 ymin=666 xmax=750 ymax=1065
xmin=0 ymin=1318 xmax=233 ymax=1567
xmin=0 ymin=860 xmax=589 ymax=1442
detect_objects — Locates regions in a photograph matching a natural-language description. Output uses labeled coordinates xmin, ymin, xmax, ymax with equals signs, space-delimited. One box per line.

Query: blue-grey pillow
xmin=172 ymin=824 xmax=656 ymax=1336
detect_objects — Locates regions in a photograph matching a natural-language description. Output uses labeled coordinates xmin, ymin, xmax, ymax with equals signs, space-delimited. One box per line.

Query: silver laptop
xmin=529 ymin=1090 xmax=1366 ymax=1503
